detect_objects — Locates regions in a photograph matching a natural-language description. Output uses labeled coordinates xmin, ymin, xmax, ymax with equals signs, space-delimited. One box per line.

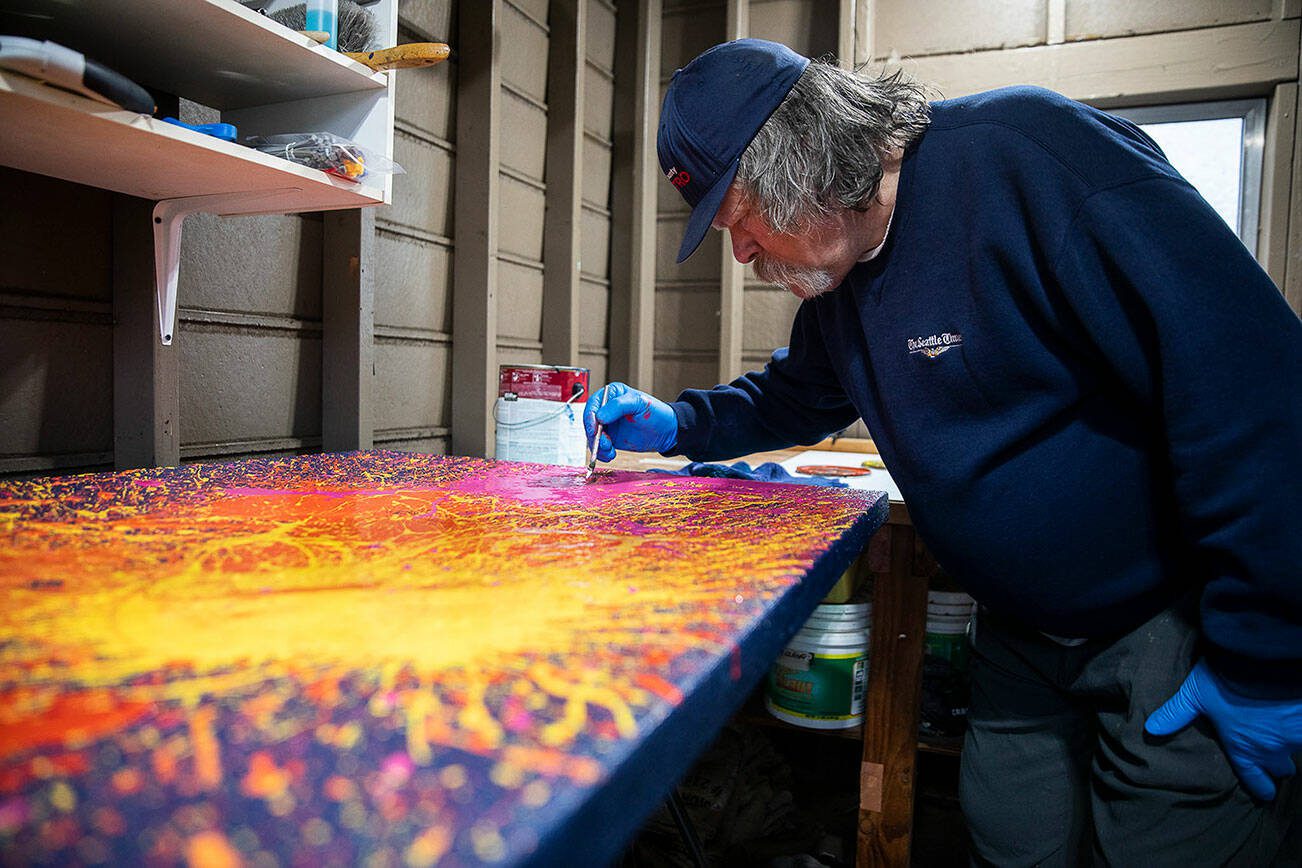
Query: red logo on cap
xmin=667 ymin=167 xmax=691 ymax=188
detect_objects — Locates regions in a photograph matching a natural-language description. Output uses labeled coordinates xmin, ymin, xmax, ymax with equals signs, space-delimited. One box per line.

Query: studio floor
xmin=620 ymin=691 xmax=969 ymax=868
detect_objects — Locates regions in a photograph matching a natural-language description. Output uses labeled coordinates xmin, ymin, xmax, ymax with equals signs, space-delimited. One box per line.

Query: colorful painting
xmin=0 ymin=451 xmax=886 ymax=866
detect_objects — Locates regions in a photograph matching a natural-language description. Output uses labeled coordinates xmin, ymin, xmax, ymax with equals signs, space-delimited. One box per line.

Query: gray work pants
xmin=959 ymin=596 xmax=1301 ymax=867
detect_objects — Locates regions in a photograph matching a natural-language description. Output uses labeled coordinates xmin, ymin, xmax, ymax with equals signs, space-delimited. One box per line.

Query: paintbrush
xmin=584 ymin=388 xmax=606 ymax=481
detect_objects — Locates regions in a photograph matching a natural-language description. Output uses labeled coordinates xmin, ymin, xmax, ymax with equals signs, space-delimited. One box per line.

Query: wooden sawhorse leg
xmin=858 ymin=517 xmax=930 ymax=866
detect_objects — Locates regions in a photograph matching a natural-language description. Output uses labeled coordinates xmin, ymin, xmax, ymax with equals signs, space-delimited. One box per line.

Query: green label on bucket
xmin=767 ymin=652 xmax=867 ymax=720
xmin=924 ymin=630 xmax=969 ymax=672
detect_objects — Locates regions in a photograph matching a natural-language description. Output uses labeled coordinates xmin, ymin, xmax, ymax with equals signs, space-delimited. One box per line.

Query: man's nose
xmin=730 ymin=229 xmax=760 ymax=264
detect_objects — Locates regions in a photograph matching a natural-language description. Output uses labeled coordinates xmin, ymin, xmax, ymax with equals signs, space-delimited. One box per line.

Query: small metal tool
xmin=584 ymin=388 xmax=606 ymax=480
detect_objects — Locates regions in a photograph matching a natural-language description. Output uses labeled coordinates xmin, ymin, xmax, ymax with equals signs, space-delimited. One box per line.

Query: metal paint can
xmin=765 ymin=604 xmax=871 ymax=730
xmin=498 ymin=364 xmax=590 ymax=403
xmin=494 ymin=395 xmax=586 ymax=466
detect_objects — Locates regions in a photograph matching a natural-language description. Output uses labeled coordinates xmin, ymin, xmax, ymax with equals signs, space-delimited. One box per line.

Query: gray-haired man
xmin=588 ymin=39 xmax=1302 ymax=864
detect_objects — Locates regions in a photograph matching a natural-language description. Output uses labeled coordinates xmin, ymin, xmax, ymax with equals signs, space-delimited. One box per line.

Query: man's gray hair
xmin=736 ymin=60 xmax=932 ymax=233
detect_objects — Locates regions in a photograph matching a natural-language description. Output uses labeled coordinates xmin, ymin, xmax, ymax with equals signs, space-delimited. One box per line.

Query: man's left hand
xmin=1146 ymin=659 xmax=1302 ymax=800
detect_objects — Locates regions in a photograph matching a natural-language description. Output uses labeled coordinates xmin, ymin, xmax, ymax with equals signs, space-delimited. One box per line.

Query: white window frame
xmin=1111 ymin=99 xmax=1266 ymax=258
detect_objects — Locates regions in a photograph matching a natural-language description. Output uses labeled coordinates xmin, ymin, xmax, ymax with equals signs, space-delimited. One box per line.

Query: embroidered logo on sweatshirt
xmin=908 ymin=332 xmax=963 ymax=359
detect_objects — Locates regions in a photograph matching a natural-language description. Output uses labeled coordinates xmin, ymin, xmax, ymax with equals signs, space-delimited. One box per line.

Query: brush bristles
xmin=270 ymin=1 xmax=376 ymax=52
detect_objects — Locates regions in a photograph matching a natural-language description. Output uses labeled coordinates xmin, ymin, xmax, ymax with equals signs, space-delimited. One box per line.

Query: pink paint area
xmin=444 ymin=466 xmax=660 ymax=505
xmin=444 ymin=461 xmax=825 ymax=509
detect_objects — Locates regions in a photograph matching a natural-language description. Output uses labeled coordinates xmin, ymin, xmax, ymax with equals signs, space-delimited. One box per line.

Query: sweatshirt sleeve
xmin=1052 ymin=174 xmax=1302 ymax=697
xmin=670 ymin=300 xmax=862 ymax=461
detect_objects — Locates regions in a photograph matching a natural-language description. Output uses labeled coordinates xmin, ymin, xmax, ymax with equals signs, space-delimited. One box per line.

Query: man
xmin=585 ymin=39 xmax=1302 ymax=865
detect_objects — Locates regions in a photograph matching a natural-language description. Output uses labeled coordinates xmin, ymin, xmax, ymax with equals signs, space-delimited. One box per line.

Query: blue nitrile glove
xmin=1145 ymin=659 xmax=1302 ymax=800
xmin=584 ymin=382 xmax=678 ymax=460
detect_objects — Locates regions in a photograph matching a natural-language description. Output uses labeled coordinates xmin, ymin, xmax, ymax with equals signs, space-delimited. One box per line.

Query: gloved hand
xmin=1145 ymin=659 xmax=1302 ymax=800
xmin=584 ymin=382 xmax=678 ymax=460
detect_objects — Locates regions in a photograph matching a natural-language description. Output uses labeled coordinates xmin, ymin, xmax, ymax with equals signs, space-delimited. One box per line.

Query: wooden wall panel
xmin=497 ymin=345 xmax=546 ymax=366
xmin=581 ymin=209 xmax=613 ymax=280
xmin=583 ymin=136 xmax=614 ymax=209
xmin=579 ymin=2 xmax=617 ymax=377
xmin=498 ymin=260 xmax=546 ymax=340
xmin=751 ymin=0 xmax=840 ymax=56
xmin=743 ymin=285 xmax=802 ymax=354
xmin=503 ymin=3 xmax=551 ymax=103
xmin=1286 ymin=80 xmax=1302 ymax=314
xmin=873 ymin=0 xmax=1045 ymax=59
xmin=661 ymin=4 xmax=725 ymax=75
xmin=609 ymin=0 xmax=661 ymax=390
xmin=179 ymin=326 xmax=322 ymax=448
xmin=373 ymin=340 xmax=452 ymax=436
xmin=1065 ymin=0 xmax=1273 ymax=42
xmin=656 ymin=216 xmax=721 ymax=279
xmin=180 ymin=213 xmax=322 ymax=319
xmin=653 ymin=357 xmax=715 ymax=399
xmin=398 ymin=0 xmax=454 ymax=42
xmin=653 ymin=3 xmax=725 ymax=399
xmin=0 ymin=318 xmax=113 ymax=458
xmin=390 ymin=131 xmax=456 ymax=238
xmin=579 ymin=349 xmax=610 ymax=384
xmin=1259 ymin=82 xmax=1298 ymax=293
xmin=374 ymin=232 xmax=453 ymax=334
xmin=891 ymin=19 xmax=1300 ymax=104
xmin=513 ymin=0 xmax=551 ymax=26
xmin=373 ymin=12 xmax=458 ymax=457
xmin=499 ymin=176 xmax=548 ymax=263
xmin=740 ymin=0 xmax=842 ymax=385
xmin=655 ymin=287 xmax=720 ymax=350
xmin=580 ymin=277 xmax=612 ymax=347
xmin=322 ymin=208 xmax=374 ymax=452
xmin=0 ymin=169 xmax=112 ymax=300
xmin=589 ymin=0 xmax=619 ymax=63
xmin=0 ymin=171 xmax=111 ymax=476
xmin=585 ymin=74 xmax=617 ymax=141
xmin=394 ymin=46 xmax=456 ymax=142
xmin=502 ymin=92 xmax=550 ymax=179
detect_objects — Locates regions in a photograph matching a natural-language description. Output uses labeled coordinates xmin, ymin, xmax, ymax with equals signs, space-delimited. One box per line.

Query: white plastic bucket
xmin=766 ymin=604 xmax=870 ymax=730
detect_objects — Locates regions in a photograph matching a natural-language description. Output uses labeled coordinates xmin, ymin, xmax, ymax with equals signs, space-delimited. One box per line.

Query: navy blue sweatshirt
xmin=670 ymin=87 xmax=1302 ymax=696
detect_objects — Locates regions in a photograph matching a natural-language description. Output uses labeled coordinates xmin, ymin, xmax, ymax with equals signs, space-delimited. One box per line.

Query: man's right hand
xmin=584 ymin=382 xmax=678 ymax=460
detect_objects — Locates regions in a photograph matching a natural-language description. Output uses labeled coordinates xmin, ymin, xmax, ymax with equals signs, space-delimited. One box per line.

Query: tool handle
xmin=345 ymin=42 xmax=450 ymax=71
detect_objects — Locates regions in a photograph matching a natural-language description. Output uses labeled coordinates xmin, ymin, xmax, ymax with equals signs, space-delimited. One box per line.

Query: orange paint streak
xmin=184 ymin=830 xmax=243 ymax=868
xmin=152 ymin=744 xmax=178 ymax=785
xmin=633 ymin=673 xmax=684 ymax=705
xmin=0 ymin=690 xmax=151 ymax=759
xmin=189 ymin=706 xmax=223 ymax=791
xmin=240 ymin=751 xmax=289 ymax=799
xmin=500 ymin=745 xmax=602 ymax=786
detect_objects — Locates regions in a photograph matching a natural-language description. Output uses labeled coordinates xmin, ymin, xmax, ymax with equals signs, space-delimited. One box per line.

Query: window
xmin=1111 ymin=99 xmax=1266 ymax=258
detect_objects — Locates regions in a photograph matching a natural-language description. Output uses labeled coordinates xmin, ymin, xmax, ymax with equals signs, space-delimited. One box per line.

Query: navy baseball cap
xmin=658 ymin=39 xmax=810 ymax=263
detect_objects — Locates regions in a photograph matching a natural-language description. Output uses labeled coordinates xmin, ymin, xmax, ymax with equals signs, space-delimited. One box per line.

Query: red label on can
xmin=498 ymin=365 xmax=590 ymax=403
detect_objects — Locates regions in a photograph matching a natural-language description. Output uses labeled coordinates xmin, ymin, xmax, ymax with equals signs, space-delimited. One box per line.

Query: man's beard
xmin=753 ymin=253 xmax=838 ymax=300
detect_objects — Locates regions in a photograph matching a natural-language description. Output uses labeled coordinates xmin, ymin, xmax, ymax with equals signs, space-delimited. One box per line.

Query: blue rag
xmin=649 ymin=461 xmax=846 ymax=487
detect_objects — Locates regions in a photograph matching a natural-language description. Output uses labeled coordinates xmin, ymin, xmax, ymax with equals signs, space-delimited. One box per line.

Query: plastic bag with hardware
xmin=243 ymin=132 xmax=403 ymax=181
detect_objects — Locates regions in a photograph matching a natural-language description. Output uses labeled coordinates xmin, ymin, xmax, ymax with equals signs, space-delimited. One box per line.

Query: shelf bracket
xmin=152 ymin=188 xmax=301 ymax=345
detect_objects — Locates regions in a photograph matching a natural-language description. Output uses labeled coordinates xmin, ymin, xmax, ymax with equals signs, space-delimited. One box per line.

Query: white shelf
xmin=0 ymin=70 xmax=386 ymax=211
xmin=0 ymin=0 xmax=388 ymax=108
xmin=0 ymin=0 xmax=400 ymax=345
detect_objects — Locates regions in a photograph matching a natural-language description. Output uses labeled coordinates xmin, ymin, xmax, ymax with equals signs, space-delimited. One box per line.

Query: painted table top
xmin=0 ymin=451 xmax=887 ymax=866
